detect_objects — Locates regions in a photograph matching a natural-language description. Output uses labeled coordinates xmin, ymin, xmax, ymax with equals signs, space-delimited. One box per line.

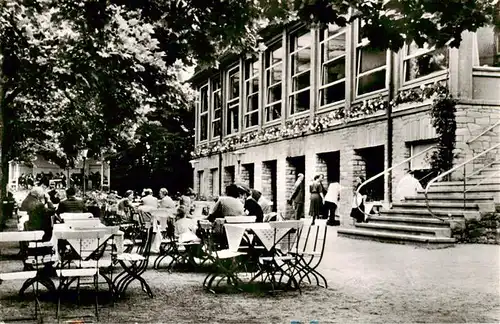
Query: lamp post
xmin=80 ymin=149 xmax=89 ymax=196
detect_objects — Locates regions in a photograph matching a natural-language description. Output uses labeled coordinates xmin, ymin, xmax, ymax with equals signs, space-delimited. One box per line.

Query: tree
xmin=0 ymin=0 xmax=497 ymax=227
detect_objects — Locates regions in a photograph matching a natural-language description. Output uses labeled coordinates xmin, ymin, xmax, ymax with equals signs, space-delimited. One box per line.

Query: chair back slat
xmin=225 ymin=216 xmax=256 ymax=224
xmin=0 ymin=231 xmax=44 ymax=242
xmin=60 ymin=213 xmax=94 ymax=221
xmin=65 ymin=219 xmax=101 ymax=230
xmin=296 ymin=222 xmax=327 ymax=255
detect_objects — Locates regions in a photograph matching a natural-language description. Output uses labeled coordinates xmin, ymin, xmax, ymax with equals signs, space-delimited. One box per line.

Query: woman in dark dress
xmin=309 ymin=174 xmax=324 ymax=224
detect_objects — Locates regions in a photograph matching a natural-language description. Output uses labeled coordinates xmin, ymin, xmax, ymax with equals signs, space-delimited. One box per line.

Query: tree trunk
xmin=0 ymin=73 xmax=8 ymax=230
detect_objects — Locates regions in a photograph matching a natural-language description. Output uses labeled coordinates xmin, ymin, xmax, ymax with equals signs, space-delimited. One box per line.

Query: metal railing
xmin=465 ymin=120 xmax=500 ymax=145
xmin=424 ymin=143 xmax=500 ymax=221
xmin=355 ymin=145 xmax=437 ymax=222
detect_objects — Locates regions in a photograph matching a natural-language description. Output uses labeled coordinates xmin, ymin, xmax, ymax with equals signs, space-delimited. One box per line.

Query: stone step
xmin=368 ymin=215 xmax=451 ymax=228
xmin=380 ymin=208 xmax=476 ymax=219
xmin=391 ymin=201 xmax=480 ymax=211
xmin=337 ymin=228 xmax=456 ymax=248
xmin=417 ymin=192 xmax=497 ymax=200
xmin=432 ymin=180 xmax=500 ymax=188
xmin=404 ymin=195 xmax=494 ymax=204
xmin=355 ymin=222 xmax=451 ymax=237
xmin=420 ymin=185 xmax=500 ymax=193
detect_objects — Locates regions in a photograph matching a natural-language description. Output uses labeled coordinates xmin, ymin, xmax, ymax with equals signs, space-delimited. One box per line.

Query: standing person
xmin=288 ymin=173 xmax=305 ymax=220
xmin=350 ymin=177 xmax=367 ymax=223
xmin=309 ymin=175 xmax=324 ymax=224
xmin=324 ymin=182 xmax=341 ymax=226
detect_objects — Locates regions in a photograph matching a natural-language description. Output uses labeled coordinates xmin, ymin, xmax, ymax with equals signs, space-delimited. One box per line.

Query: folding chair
xmin=54 ymin=228 xmax=117 ymax=322
xmin=113 ymin=223 xmax=154 ymax=299
xmin=257 ymin=220 xmax=303 ymax=294
xmin=202 ymin=226 xmax=247 ymax=294
xmin=289 ymin=220 xmax=328 ymax=288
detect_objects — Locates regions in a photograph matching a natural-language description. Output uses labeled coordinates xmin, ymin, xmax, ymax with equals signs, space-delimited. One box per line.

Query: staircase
xmin=338 ymin=162 xmax=500 ymax=248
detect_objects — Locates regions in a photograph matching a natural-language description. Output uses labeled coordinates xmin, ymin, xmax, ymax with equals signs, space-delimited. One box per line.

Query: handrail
xmin=466 ymin=120 xmax=500 ymax=145
xmin=424 ymin=143 xmax=500 ymax=221
xmin=465 ymin=168 xmax=500 ymax=193
xmin=355 ymin=145 xmax=437 ymax=222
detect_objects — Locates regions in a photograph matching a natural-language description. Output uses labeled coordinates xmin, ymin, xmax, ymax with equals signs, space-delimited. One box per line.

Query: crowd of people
xmin=11 ymin=169 xmax=425 ymax=244
xmin=17 ymin=171 xmax=107 ymax=191
xmin=288 ymin=173 xmax=342 ymax=226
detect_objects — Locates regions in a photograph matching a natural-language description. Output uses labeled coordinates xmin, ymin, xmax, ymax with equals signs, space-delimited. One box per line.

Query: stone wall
xmin=455 ymin=102 xmax=500 ymax=177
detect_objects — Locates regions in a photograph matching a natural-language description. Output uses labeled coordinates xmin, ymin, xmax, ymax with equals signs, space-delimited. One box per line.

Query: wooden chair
xmin=288 ymin=220 xmax=328 ymax=288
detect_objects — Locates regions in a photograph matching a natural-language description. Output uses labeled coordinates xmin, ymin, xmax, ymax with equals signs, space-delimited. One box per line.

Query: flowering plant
xmin=190 ymin=81 xmax=449 ymax=158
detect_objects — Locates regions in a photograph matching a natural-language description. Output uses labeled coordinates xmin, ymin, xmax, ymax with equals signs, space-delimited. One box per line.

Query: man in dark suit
xmin=288 ymin=173 xmax=305 ymax=220
xmin=57 ymin=187 xmax=87 ymax=215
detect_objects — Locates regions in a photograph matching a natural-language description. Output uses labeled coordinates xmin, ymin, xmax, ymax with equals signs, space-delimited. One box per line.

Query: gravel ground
xmin=1 ymin=223 xmax=499 ymax=323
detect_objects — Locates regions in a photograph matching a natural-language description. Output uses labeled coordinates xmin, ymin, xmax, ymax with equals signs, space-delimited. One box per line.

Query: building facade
xmin=189 ymin=21 xmax=500 ymax=224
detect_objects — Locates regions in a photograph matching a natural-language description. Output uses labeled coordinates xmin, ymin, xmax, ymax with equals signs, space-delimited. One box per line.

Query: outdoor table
xmin=223 ymin=222 xmax=302 ymax=292
xmin=53 ymin=221 xmax=124 ymax=260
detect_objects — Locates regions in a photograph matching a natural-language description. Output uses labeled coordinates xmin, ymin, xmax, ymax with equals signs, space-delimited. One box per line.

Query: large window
xmin=244 ymin=59 xmax=259 ymax=128
xmin=356 ymin=22 xmax=387 ymax=96
xmin=403 ymin=43 xmax=448 ymax=82
xmin=319 ymin=25 xmax=346 ymax=107
xmin=476 ymin=26 xmax=500 ymax=67
xmin=226 ymin=66 xmax=240 ymax=135
xmin=265 ymin=43 xmax=283 ymax=122
xmin=211 ymin=78 xmax=221 ymax=138
xmin=289 ymin=29 xmax=312 ymax=114
xmin=198 ymin=84 xmax=208 ymax=141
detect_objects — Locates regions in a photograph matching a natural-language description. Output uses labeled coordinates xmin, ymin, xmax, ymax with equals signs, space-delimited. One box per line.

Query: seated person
xmin=47 ymin=184 xmax=61 ymax=204
xmin=57 ymin=187 xmax=87 ymax=215
xmin=174 ymin=206 xmax=197 ymax=242
xmin=117 ymin=190 xmax=135 ymax=222
xmin=251 ymin=189 xmax=272 ymax=215
xmin=207 ymin=184 xmax=245 ymax=223
xmin=141 ymin=188 xmax=158 ymax=208
xmin=159 ymin=188 xmax=176 ymax=213
xmin=244 ymin=189 xmax=264 ymax=223
xmin=20 ymin=187 xmax=55 ymax=241
xmin=395 ymin=171 xmax=424 ymax=202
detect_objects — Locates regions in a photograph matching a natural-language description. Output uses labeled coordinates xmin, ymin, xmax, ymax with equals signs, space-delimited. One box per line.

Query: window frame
xmin=264 ymin=42 xmax=284 ymax=123
xmin=355 ymin=22 xmax=389 ymax=98
xmin=318 ymin=25 xmax=347 ymax=109
xmin=401 ymin=42 xmax=449 ymax=85
xmin=226 ymin=65 xmax=240 ymax=136
xmin=211 ymin=77 xmax=222 ymax=139
xmin=244 ymin=58 xmax=260 ymax=129
xmin=198 ymin=83 xmax=209 ymax=142
xmin=288 ymin=28 xmax=312 ymax=116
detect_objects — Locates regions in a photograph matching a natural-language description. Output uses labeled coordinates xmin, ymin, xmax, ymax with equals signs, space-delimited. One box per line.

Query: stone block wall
xmin=223 ymin=166 xmax=234 ymax=191
xmin=261 ymin=161 xmax=274 ymax=209
xmin=285 ymin=159 xmax=298 ymax=219
xmin=455 ymin=103 xmax=500 ymax=177
xmin=241 ymin=163 xmax=255 ymax=188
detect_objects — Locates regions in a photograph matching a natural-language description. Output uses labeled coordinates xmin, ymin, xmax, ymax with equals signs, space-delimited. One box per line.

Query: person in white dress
xmin=395 ymin=171 xmax=423 ymax=202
